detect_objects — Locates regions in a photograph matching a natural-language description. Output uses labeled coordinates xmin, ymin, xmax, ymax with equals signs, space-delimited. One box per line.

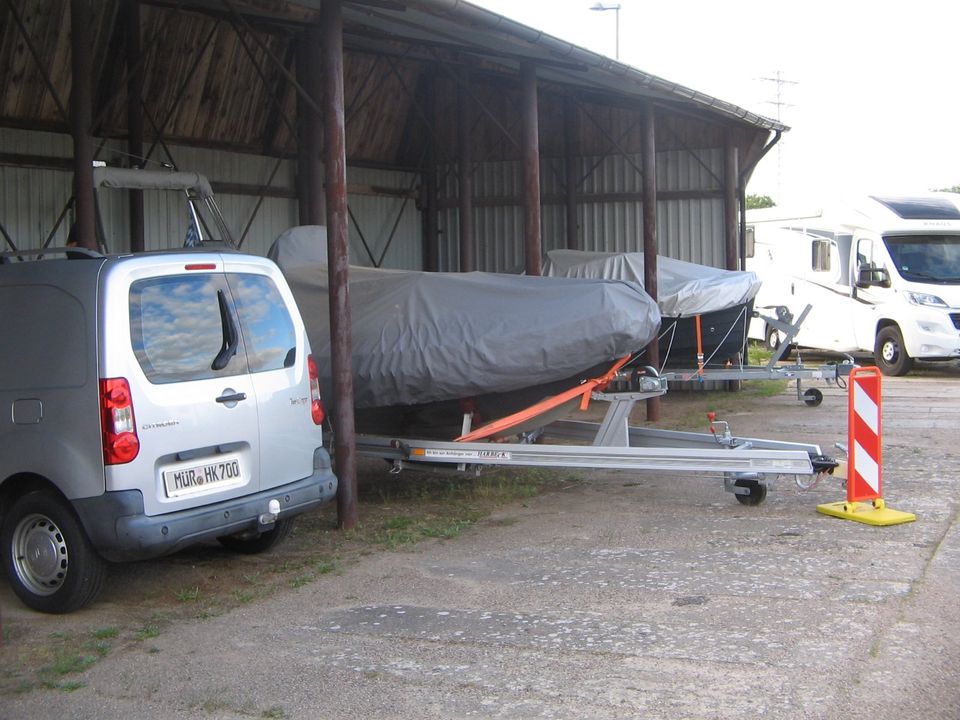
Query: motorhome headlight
xmin=904 ymin=291 xmax=948 ymax=308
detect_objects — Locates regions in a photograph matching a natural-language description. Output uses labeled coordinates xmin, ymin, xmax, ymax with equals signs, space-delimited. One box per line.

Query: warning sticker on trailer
xmin=419 ymin=448 xmax=513 ymax=460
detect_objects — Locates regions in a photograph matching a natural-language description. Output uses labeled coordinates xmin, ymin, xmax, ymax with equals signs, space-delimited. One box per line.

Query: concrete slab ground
xmin=2 ymin=367 xmax=959 ymax=719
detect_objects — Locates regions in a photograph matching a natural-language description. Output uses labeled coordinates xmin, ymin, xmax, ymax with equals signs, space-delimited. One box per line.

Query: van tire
xmin=875 ymin=326 xmax=913 ymax=376
xmin=1 ymin=491 xmax=108 ymax=613
xmin=217 ymin=517 xmax=295 ymax=554
xmin=765 ymin=325 xmax=792 ymax=361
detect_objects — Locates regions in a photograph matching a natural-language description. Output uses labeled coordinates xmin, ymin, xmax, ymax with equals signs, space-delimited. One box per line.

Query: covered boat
xmin=270 ymin=228 xmax=661 ymax=414
xmin=542 ymin=249 xmax=761 ymax=367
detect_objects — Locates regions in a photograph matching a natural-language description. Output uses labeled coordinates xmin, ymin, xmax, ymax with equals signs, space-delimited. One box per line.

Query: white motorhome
xmin=746 ymin=194 xmax=960 ymax=375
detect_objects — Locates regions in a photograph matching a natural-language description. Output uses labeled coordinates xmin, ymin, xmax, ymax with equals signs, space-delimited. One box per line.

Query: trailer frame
xmin=354 ymin=377 xmax=838 ymax=505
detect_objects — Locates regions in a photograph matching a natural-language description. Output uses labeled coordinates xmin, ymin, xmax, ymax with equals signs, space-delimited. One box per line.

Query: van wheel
xmin=875 ymin=326 xmax=913 ymax=376
xmin=765 ymin=325 xmax=792 ymax=361
xmin=218 ymin=517 xmax=295 ymax=554
xmin=1 ymin=491 xmax=107 ymax=613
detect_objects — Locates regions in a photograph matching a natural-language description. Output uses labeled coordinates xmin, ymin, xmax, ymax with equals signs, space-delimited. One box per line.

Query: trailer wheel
xmin=1 ymin=491 xmax=107 ymax=613
xmin=803 ymin=388 xmax=823 ymax=407
xmin=733 ymin=479 xmax=767 ymax=506
xmin=875 ymin=326 xmax=913 ymax=376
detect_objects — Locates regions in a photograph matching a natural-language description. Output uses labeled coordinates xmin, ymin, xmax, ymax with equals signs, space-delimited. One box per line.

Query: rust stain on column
xmin=724 ymin=132 xmax=739 ymax=272
xmin=642 ymin=103 xmax=661 ymax=421
xmin=521 ymin=62 xmax=542 ymax=276
xmin=126 ymin=0 xmax=144 ymax=252
xmin=457 ymin=70 xmax=474 ymax=272
xmin=564 ymin=96 xmax=580 ymax=250
xmin=301 ymin=28 xmax=325 ymax=226
xmin=70 ymin=0 xmax=96 ymax=250
xmin=321 ymin=1 xmax=358 ymax=530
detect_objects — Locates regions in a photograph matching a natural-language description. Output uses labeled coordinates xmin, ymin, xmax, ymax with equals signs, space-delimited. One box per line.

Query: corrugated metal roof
xmin=337 ymin=0 xmax=787 ymax=133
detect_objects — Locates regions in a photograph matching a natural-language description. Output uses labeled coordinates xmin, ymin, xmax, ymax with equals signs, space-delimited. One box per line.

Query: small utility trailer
xmin=662 ymin=304 xmax=856 ymax=407
xmin=354 ymin=371 xmax=838 ymax=506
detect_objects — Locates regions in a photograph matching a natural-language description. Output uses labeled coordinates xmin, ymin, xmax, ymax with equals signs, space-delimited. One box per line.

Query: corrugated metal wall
xmin=0 ymin=129 xmax=423 ymax=269
xmin=2 ymin=128 xmax=726 ymax=273
xmin=438 ymin=147 xmax=726 ymax=273
xmin=0 ymin=129 xmax=75 ymax=249
xmin=345 ymin=167 xmax=422 ymax=270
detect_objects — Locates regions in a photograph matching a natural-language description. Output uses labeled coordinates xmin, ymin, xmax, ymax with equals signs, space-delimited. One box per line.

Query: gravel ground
xmin=2 ymin=362 xmax=959 ymax=719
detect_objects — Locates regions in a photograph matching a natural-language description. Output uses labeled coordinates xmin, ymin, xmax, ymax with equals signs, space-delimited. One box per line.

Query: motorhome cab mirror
xmin=857 ymin=264 xmax=891 ymax=288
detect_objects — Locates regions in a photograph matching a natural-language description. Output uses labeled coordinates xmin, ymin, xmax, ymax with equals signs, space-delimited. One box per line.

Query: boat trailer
xmin=355 ymin=372 xmax=839 ymax=506
xmin=660 ymin=304 xmax=856 ymax=407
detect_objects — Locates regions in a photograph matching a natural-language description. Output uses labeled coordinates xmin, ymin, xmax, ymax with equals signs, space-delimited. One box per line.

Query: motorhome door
xmin=852 ymin=235 xmax=892 ymax=350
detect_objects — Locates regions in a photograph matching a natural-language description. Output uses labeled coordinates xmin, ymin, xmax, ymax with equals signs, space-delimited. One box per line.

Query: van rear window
xmin=129 ymin=272 xmax=297 ymax=383
xmin=226 ymin=274 xmax=297 ymax=372
xmin=130 ymin=274 xmax=248 ymax=383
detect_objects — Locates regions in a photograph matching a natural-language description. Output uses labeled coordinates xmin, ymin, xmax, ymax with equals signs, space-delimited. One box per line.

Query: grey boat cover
xmin=543 ymin=249 xmax=761 ymax=318
xmin=270 ymin=230 xmax=660 ymax=408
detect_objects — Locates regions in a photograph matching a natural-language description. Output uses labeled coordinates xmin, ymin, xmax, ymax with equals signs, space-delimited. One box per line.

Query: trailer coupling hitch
xmin=810 ymin=454 xmax=839 ymax=475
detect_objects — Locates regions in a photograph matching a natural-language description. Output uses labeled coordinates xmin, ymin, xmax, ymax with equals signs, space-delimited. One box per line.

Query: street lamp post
xmin=590 ymin=2 xmax=621 ymax=60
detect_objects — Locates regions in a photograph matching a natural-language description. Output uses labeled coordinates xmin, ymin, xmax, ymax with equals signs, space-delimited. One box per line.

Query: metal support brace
xmin=591 ymin=392 xmax=645 ymax=447
xmin=760 ymin=304 xmax=812 ymax=366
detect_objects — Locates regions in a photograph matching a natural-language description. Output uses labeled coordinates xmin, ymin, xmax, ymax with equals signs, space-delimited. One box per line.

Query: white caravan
xmin=746 ymin=194 xmax=960 ymax=375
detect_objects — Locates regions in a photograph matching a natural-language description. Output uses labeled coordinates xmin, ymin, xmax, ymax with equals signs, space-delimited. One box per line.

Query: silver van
xmin=0 ymin=248 xmax=337 ymax=612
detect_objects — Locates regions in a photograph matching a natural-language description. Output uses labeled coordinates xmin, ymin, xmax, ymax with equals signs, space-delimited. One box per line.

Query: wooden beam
xmin=321 ymin=0 xmax=358 ymax=531
xmin=126 ymin=0 xmax=145 ymax=252
xmin=457 ymin=67 xmax=474 ymax=272
xmin=642 ymin=102 xmax=660 ymax=421
xmin=71 ymin=0 xmax=96 ymax=250
xmin=521 ymin=61 xmax=541 ymax=276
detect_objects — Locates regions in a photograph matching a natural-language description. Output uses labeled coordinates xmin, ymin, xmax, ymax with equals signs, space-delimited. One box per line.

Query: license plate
xmin=163 ymin=457 xmax=244 ymax=498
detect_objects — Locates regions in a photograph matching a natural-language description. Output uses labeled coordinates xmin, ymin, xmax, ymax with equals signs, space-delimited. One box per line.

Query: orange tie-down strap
xmin=455 ymin=355 xmax=632 ymax=443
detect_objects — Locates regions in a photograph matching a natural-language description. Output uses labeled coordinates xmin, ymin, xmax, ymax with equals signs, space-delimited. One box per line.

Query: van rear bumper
xmin=74 ymin=449 xmax=337 ymax=562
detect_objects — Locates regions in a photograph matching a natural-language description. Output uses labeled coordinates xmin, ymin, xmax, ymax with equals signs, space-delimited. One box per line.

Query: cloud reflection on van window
xmin=130 ymin=275 xmax=246 ymax=383
xmin=228 ymin=274 xmax=296 ymax=373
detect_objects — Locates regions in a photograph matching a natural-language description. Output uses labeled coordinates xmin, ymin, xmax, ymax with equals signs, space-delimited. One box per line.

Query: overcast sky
xmin=471 ymin=0 xmax=960 ymax=205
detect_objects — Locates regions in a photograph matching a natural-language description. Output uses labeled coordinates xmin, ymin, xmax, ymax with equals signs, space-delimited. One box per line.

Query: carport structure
xmin=0 ymin=0 xmax=786 ymax=526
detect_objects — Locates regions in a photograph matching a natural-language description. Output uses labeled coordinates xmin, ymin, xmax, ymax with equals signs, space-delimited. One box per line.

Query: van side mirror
xmin=857 ymin=264 xmax=891 ymax=288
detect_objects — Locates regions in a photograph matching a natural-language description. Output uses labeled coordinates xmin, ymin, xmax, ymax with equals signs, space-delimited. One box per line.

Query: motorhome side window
xmin=226 ymin=274 xmax=297 ymax=372
xmin=811 ymin=239 xmax=831 ymax=272
xmin=129 ymin=274 xmax=249 ymax=383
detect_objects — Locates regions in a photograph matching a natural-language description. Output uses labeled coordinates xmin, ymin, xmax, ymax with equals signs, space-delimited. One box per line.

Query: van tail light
xmin=100 ymin=377 xmax=140 ymax=465
xmin=307 ymin=354 xmax=326 ymax=426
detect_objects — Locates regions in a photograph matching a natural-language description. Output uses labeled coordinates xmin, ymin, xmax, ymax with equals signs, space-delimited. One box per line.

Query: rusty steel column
xmin=126 ymin=0 xmax=144 ymax=252
xmin=641 ymin=103 xmax=661 ymax=421
xmin=521 ymin=61 xmax=542 ymax=275
xmin=321 ymin=1 xmax=358 ymax=530
xmin=724 ymin=132 xmax=742 ymax=391
xmin=300 ymin=28 xmax=325 ymax=226
xmin=564 ymin=96 xmax=579 ymax=250
xmin=70 ymin=0 xmax=96 ymax=250
xmin=423 ymin=71 xmax=439 ymax=271
xmin=457 ymin=69 xmax=474 ymax=272
xmin=724 ymin=131 xmax=739 ymax=272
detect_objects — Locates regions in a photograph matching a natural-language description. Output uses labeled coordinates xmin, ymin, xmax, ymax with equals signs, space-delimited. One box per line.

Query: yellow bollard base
xmin=817 ymin=498 xmax=916 ymax=526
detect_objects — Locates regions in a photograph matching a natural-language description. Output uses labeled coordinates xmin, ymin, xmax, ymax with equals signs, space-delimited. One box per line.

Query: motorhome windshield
xmin=884 ymin=234 xmax=960 ymax=283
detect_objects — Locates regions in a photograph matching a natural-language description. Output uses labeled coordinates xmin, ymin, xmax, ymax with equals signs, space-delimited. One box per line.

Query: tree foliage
xmin=934 ymin=185 xmax=960 ymax=193
xmin=746 ymin=194 xmax=776 ymax=209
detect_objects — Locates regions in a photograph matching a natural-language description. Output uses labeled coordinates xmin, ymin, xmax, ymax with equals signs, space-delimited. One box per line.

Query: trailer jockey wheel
xmin=803 ymin=388 xmax=823 ymax=407
xmin=733 ymin=479 xmax=767 ymax=506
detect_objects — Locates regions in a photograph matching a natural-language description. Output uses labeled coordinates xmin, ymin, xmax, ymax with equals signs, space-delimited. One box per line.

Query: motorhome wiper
xmin=211 ymin=289 xmax=239 ymax=370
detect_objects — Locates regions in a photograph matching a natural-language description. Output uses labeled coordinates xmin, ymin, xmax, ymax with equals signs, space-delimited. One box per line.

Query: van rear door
xmin=223 ymin=258 xmax=321 ymax=492
xmin=103 ymin=257 xmax=261 ymax=516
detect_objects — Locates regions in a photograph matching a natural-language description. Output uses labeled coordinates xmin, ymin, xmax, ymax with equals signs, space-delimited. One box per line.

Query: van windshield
xmin=884 ymin=234 xmax=960 ymax=283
